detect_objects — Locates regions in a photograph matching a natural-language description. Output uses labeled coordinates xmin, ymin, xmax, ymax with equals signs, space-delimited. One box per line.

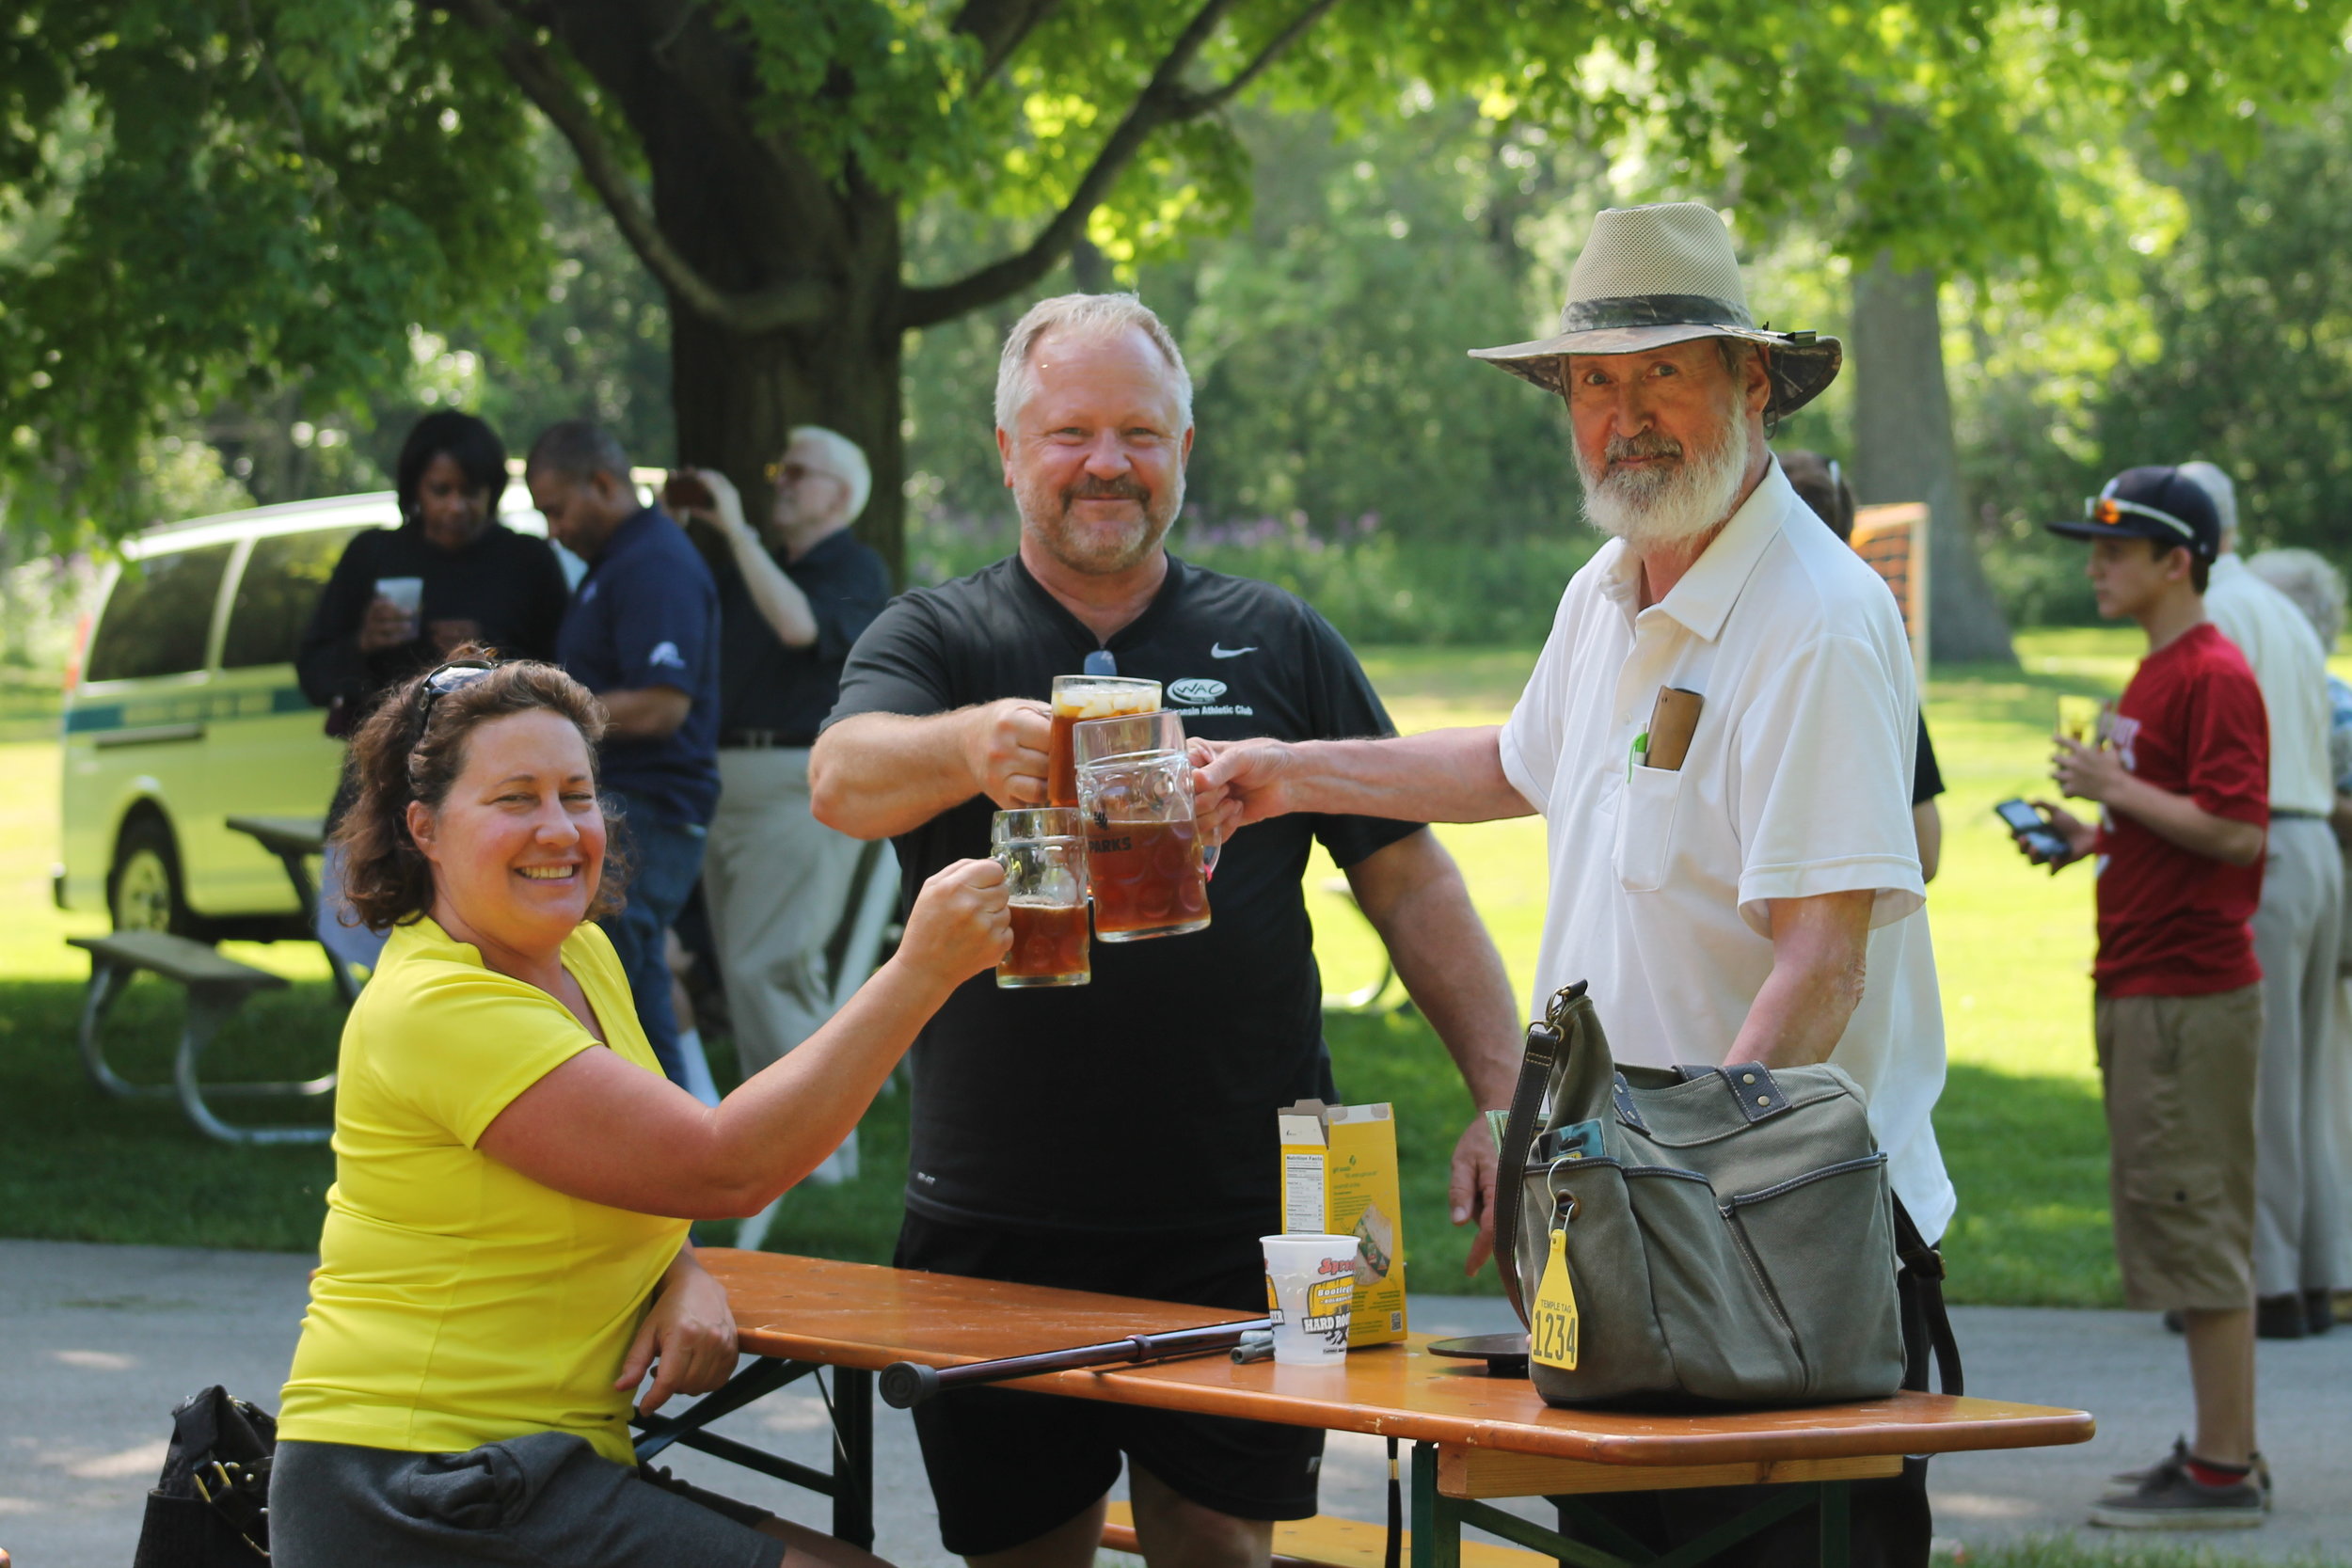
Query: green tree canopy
xmin=3 ymin=0 xmax=2345 ymax=562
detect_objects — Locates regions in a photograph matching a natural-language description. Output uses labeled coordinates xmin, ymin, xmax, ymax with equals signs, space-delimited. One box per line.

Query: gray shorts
xmin=269 ymin=1433 xmax=786 ymax=1568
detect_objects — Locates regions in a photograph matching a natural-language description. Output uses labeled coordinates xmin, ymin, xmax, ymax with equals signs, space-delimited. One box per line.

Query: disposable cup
xmin=1261 ymin=1233 xmax=1360 ymax=1365
xmin=374 ymin=576 xmax=424 ymax=617
xmin=2057 ymin=694 xmax=2102 ymax=747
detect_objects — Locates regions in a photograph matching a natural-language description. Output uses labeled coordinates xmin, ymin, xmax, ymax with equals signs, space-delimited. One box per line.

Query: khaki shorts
xmin=2094 ymin=986 xmax=2262 ymax=1311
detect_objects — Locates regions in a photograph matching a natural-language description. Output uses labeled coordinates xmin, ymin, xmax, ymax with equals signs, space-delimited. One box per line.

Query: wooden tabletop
xmin=703 ymin=1250 xmax=2092 ymax=1469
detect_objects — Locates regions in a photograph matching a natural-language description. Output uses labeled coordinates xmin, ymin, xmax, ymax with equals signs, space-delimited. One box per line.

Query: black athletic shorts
xmin=895 ymin=1212 xmax=1324 ymax=1555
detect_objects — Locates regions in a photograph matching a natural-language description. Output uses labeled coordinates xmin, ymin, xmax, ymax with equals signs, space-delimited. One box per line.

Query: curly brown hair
xmin=332 ymin=648 xmax=628 ymax=931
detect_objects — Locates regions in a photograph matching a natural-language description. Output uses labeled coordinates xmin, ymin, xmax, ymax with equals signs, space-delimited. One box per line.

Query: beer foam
xmin=1055 ymin=682 xmax=1160 ymax=720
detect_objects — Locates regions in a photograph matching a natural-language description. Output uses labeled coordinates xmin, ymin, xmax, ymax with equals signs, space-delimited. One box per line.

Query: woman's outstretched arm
xmin=477 ymin=858 xmax=1008 ymax=1217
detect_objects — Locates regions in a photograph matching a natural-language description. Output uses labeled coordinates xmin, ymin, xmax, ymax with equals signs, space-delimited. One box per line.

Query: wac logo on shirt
xmin=1168 ymin=672 xmax=1256 ymax=719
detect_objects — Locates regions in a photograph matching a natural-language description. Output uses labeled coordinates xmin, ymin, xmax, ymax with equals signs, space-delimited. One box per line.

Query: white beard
xmin=1576 ymin=411 xmax=1755 ymax=553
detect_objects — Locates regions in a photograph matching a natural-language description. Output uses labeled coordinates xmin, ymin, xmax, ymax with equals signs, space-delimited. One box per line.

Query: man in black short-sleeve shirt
xmin=814 ymin=294 xmax=1520 ymax=1568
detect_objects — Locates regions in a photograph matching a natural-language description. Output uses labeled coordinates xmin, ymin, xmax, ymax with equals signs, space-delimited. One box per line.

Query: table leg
xmin=281 ymin=850 xmax=362 ymax=1007
xmin=172 ymin=981 xmax=334 ymax=1146
xmin=830 ymin=1367 xmax=875 ymax=1550
xmin=1817 ymin=1481 xmax=1850 ymax=1568
xmin=1409 ymin=1443 xmax=1458 ymax=1568
xmin=75 ymin=959 xmax=162 ymax=1099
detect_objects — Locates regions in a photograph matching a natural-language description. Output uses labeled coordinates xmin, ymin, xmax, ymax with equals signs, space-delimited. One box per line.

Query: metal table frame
xmin=635 ymin=1356 xmax=1864 ymax=1567
xmin=633 ymin=1361 xmax=877 ymax=1550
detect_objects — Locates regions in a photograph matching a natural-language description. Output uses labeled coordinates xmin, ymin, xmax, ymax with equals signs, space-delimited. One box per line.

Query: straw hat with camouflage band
xmin=1469 ymin=202 xmax=1842 ymax=421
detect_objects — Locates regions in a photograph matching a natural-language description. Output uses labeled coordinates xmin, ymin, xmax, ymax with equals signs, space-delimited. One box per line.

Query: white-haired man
xmin=809 ymin=294 xmax=1523 ymax=1568
xmin=672 ymin=429 xmax=893 ymax=1128
xmin=2180 ymin=462 xmax=2344 ymax=1339
xmin=1200 ymin=203 xmax=1952 ymax=1562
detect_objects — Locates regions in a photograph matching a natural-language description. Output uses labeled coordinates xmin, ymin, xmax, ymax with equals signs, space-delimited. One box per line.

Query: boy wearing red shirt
xmin=2016 ymin=466 xmax=2270 ymax=1530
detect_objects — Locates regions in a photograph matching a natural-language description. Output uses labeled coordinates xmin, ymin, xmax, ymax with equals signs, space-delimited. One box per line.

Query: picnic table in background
xmin=225 ymin=814 xmax=362 ymax=1005
xmin=649 ymin=1251 xmax=2093 ymax=1568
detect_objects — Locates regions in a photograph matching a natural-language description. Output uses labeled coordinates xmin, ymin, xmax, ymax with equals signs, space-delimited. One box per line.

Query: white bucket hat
xmin=1470 ymin=202 xmax=1841 ymax=420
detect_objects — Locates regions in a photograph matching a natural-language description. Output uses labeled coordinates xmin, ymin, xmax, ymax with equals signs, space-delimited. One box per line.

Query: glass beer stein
xmin=991 ymin=808 xmax=1090 ymax=988
xmin=1048 ymin=675 xmax=1161 ymax=807
xmin=1073 ymin=712 xmax=1215 ymax=942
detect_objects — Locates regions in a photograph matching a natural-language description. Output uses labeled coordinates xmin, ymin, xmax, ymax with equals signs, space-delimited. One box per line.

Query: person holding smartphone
xmin=2014 ymin=465 xmax=2273 ymax=1530
xmin=662 ymin=432 xmax=891 ymax=1141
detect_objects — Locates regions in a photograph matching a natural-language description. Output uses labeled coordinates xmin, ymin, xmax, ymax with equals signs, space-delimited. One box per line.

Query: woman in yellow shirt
xmin=271 ymin=656 xmax=1009 ymax=1568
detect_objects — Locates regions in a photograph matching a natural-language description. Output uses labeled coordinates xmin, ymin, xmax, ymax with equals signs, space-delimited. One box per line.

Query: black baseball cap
xmin=2045 ymin=466 xmax=2221 ymax=561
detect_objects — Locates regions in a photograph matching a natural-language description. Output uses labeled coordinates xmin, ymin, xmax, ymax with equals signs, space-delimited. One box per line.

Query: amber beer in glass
xmin=1048 ymin=675 xmax=1161 ymax=807
xmin=1073 ymin=712 xmax=1215 ymax=942
xmin=991 ymin=808 xmax=1090 ymax=988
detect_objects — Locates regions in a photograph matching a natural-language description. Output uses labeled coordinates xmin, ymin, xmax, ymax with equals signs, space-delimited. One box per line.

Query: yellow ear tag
xmin=1530 ymin=1225 xmax=1580 ymax=1370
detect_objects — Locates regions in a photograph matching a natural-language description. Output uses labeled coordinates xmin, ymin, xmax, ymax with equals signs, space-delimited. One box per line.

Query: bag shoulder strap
xmin=1892 ymin=1196 xmax=1963 ymax=1396
xmin=1492 ymin=982 xmax=1581 ymax=1321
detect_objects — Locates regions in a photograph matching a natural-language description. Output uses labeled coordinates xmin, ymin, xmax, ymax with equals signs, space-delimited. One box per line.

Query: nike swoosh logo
xmin=1210 ymin=643 xmax=1257 ymax=658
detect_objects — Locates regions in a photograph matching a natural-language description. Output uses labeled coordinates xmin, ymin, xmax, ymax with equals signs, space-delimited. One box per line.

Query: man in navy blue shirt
xmin=528 ymin=420 xmax=722 ymax=1098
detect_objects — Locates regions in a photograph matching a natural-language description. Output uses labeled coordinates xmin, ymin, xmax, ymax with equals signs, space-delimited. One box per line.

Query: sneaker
xmin=2307 ymin=1287 xmax=2336 ymax=1337
xmin=2110 ymin=1438 xmax=2271 ymax=1510
xmin=2091 ymin=1445 xmax=2265 ymax=1529
xmin=2255 ymin=1293 xmax=2308 ymax=1339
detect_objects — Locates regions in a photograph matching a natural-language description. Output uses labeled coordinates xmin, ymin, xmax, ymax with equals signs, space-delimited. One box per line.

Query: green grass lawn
xmin=0 ymin=628 xmax=2263 ymax=1307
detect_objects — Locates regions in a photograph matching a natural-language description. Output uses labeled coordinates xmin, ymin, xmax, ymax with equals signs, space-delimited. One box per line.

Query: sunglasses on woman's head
xmin=416 ymin=659 xmax=496 ymax=728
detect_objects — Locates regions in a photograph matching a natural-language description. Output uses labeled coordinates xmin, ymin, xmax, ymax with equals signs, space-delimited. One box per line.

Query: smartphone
xmin=1994 ymin=798 xmax=2072 ymax=863
xmin=661 ymin=471 xmax=715 ymax=513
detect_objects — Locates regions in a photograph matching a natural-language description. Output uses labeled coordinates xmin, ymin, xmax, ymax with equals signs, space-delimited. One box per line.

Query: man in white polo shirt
xmin=2181 ymin=460 xmax=2344 ymax=1339
xmin=1200 ymin=201 xmax=1949 ymax=1564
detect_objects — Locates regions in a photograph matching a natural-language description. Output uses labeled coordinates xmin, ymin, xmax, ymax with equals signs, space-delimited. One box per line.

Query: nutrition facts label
xmin=1282 ymin=1152 xmax=1325 ymax=1232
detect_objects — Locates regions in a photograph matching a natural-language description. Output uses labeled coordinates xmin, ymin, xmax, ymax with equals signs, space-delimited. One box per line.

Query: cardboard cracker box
xmin=1277 ymin=1100 xmax=1406 ymax=1346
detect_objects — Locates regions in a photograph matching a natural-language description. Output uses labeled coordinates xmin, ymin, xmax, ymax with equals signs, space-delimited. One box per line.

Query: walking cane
xmin=880 ymin=1317 xmax=1275 ymax=1408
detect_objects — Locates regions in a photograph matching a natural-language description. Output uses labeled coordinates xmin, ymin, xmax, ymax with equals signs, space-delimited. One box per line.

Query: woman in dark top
xmin=1781 ymin=449 xmax=1947 ymax=880
xmin=299 ymin=411 xmax=573 ymax=969
xmin=298 ymin=411 xmax=571 ymax=735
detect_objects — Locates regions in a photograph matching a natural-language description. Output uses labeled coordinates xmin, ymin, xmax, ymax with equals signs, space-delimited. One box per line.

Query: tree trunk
xmin=555 ymin=1 xmax=914 ymax=583
xmin=1849 ymin=256 xmax=2016 ymax=666
xmin=667 ymin=308 xmax=908 ymax=584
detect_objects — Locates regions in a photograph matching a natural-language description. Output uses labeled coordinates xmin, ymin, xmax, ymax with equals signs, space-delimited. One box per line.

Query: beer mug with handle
xmin=1049 ymin=675 xmax=1160 ymax=807
xmin=1073 ymin=711 xmax=1216 ymax=942
xmin=991 ymin=808 xmax=1090 ymax=988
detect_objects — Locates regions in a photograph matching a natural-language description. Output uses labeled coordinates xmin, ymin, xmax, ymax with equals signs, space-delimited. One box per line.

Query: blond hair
xmin=993 ymin=293 xmax=1192 ymax=436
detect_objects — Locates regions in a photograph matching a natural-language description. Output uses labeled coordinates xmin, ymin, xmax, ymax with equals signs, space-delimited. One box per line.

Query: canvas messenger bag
xmin=1493 ymin=981 xmax=1907 ymax=1409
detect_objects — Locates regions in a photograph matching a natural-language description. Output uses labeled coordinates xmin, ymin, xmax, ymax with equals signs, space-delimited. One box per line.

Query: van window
xmin=221 ymin=528 xmax=361 ymax=669
xmin=82 ymin=543 xmax=234 ymax=682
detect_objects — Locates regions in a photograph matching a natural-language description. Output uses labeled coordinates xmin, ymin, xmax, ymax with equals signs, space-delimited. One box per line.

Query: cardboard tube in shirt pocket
xmin=1643 ymin=688 xmax=1704 ymax=770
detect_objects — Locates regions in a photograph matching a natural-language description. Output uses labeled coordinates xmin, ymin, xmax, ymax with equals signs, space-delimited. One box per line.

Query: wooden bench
xmin=1102 ymin=1501 xmax=1547 ymax=1568
xmin=70 ymin=932 xmax=334 ymax=1145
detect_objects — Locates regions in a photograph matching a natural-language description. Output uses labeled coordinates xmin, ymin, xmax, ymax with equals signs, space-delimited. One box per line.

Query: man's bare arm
xmin=1198 ymin=726 xmax=1534 ymax=834
xmin=681 ymin=469 xmax=820 ymax=647
xmin=1345 ymin=829 xmax=1522 ymax=1275
xmin=600 ymin=686 xmax=691 ymax=741
xmin=1727 ymin=888 xmax=1875 ymax=1069
xmin=721 ymin=524 xmax=819 ymax=647
xmin=2053 ymin=736 xmax=2265 ymax=866
xmin=810 ymin=702 xmax=1051 ymax=841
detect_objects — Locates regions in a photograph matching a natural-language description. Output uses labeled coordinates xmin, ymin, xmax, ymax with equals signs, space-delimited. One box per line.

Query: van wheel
xmin=109 ymin=816 xmax=190 ymax=936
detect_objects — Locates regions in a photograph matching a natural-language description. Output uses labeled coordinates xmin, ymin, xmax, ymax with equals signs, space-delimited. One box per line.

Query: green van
xmin=56 ymin=492 xmax=578 ymax=937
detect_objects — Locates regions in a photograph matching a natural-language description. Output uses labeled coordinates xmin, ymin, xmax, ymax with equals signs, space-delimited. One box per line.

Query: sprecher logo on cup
xmin=1168 ymin=677 xmax=1228 ymax=705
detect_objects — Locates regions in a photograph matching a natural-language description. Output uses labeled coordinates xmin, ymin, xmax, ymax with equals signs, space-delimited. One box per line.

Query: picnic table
xmin=650 ymin=1251 xmax=2094 ymax=1568
xmin=225 ymin=814 xmax=361 ymax=1006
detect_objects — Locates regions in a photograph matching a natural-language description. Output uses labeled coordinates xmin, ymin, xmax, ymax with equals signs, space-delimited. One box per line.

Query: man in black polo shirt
xmin=812 ymin=294 xmax=1521 ymax=1568
xmin=529 ymin=420 xmax=722 ymax=1100
xmin=671 ymin=429 xmax=890 ymax=1123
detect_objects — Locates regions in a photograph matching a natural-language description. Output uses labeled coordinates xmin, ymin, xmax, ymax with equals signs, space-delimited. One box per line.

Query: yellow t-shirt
xmin=278 ymin=916 xmax=689 ymax=1465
